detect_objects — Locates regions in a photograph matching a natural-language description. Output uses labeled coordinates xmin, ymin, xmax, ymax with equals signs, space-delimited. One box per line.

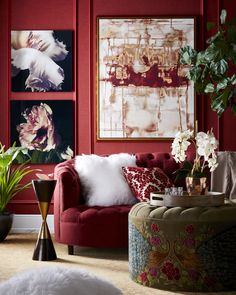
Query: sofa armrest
xmin=53 ymin=159 xmax=81 ymax=241
xmin=54 ymin=159 xmax=81 ymax=212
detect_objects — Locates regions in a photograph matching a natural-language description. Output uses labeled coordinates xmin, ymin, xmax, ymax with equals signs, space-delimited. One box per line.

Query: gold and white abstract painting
xmin=97 ymin=17 xmax=195 ymax=139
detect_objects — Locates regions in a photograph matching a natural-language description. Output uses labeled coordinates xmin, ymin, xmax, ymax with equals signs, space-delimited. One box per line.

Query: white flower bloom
xmin=171 ymin=130 xmax=193 ymax=163
xmin=196 ymin=130 xmax=218 ymax=164
xmin=208 ymin=155 xmax=218 ymax=172
xmin=195 ymin=131 xmax=208 ymax=142
xmin=172 ymin=128 xmax=219 ymax=174
xmin=11 ymin=31 xmax=68 ymax=61
xmin=11 ymin=48 xmax=64 ymax=92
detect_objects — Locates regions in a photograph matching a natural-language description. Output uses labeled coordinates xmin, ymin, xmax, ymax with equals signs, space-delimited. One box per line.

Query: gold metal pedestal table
xmin=32 ymin=179 xmax=57 ymax=261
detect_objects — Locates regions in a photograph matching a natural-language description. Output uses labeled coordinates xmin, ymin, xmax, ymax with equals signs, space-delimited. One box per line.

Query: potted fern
xmin=179 ymin=9 xmax=236 ymax=116
xmin=0 ymin=142 xmax=34 ymax=241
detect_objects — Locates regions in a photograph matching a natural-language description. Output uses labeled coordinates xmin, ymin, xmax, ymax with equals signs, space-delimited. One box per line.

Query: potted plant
xmin=179 ymin=10 xmax=236 ymax=116
xmin=171 ymin=129 xmax=218 ymax=195
xmin=0 ymin=142 xmax=34 ymax=241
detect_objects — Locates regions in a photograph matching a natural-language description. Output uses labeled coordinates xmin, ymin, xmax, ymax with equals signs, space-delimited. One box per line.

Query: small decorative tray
xmin=163 ymin=191 xmax=225 ymax=207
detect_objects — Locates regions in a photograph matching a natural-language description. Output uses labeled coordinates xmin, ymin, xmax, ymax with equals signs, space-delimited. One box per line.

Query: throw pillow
xmin=122 ymin=166 xmax=172 ymax=202
xmin=75 ymin=153 xmax=137 ymax=206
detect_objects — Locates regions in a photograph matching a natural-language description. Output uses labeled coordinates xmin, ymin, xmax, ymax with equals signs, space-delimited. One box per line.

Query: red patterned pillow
xmin=122 ymin=166 xmax=172 ymax=202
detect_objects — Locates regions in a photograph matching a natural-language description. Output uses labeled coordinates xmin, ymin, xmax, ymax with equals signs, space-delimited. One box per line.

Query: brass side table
xmin=32 ymin=179 xmax=57 ymax=261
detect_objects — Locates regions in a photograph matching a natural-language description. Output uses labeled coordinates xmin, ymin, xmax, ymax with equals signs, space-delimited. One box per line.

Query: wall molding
xmin=11 ymin=214 xmax=54 ymax=233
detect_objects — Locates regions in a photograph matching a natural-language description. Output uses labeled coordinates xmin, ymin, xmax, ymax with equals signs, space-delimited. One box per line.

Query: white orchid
xmin=171 ymin=130 xmax=193 ymax=163
xmin=196 ymin=131 xmax=217 ymax=154
xmin=11 ymin=30 xmax=68 ymax=92
xmin=171 ymin=129 xmax=219 ymax=176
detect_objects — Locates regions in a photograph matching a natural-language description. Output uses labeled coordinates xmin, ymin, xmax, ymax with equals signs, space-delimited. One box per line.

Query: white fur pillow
xmin=75 ymin=153 xmax=137 ymax=206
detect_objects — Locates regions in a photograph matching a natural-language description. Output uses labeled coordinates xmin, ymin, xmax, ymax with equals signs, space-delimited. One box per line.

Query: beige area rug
xmin=0 ymin=233 xmax=235 ymax=295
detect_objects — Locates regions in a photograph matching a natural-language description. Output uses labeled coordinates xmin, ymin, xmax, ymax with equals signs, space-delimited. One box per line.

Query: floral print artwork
xmin=17 ymin=103 xmax=59 ymax=152
xmin=10 ymin=100 xmax=74 ymax=163
xmin=11 ymin=30 xmax=72 ymax=92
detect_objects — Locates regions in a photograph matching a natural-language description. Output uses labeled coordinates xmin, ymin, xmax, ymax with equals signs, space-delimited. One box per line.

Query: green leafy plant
xmin=18 ymin=147 xmax=73 ymax=164
xmin=0 ymin=142 xmax=35 ymax=213
xmin=179 ymin=9 xmax=236 ymax=116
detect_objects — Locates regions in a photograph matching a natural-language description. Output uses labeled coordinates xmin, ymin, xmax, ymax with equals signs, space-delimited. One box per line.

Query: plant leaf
xmin=216 ymin=78 xmax=228 ymax=91
xmin=211 ymin=90 xmax=230 ymax=116
xmin=231 ymin=74 xmax=236 ymax=85
xmin=196 ymin=51 xmax=208 ymax=65
xmin=210 ymin=59 xmax=228 ymax=75
xmin=200 ymin=66 xmax=210 ymax=81
xmin=174 ymin=9 xmax=236 ymax=117
xmin=187 ymin=66 xmax=202 ymax=81
xmin=204 ymin=83 xmax=215 ymax=93
xmin=179 ymin=46 xmax=197 ymax=65
xmin=204 ymin=44 xmax=219 ymax=60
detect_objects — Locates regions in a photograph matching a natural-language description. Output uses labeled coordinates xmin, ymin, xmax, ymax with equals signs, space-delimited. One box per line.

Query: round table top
xmin=129 ymin=200 xmax=236 ymax=222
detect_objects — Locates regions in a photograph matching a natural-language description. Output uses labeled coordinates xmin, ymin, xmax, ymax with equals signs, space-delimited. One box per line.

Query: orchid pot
xmin=185 ymin=176 xmax=208 ymax=196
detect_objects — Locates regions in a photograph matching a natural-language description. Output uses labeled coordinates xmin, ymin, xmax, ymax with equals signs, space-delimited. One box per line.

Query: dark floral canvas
xmin=10 ymin=100 xmax=74 ymax=163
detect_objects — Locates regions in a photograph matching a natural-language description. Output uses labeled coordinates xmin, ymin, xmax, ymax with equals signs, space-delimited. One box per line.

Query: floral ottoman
xmin=129 ymin=202 xmax=236 ymax=292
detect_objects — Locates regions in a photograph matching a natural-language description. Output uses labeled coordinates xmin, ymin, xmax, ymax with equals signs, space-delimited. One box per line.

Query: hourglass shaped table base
xmin=32 ymin=180 xmax=57 ymax=261
xmin=33 ymin=221 xmax=57 ymax=261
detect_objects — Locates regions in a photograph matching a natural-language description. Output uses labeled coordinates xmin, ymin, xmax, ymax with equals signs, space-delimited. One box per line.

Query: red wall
xmin=0 ymin=0 xmax=236 ymax=213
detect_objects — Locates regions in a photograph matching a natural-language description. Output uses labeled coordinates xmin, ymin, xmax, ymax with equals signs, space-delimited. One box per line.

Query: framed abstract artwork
xmin=97 ymin=17 xmax=196 ymax=139
xmin=10 ymin=100 xmax=74 ymax=163
xmin=11 ymin=30 xmax=73 ymax=92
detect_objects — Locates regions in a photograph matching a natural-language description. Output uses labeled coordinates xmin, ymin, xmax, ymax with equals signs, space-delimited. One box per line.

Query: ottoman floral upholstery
xmin=129 ymin=202 xmax=236 ymax=292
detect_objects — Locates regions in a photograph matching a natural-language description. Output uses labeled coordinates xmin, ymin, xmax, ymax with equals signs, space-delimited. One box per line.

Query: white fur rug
xmin=0 ymin=266 xmax=123 ymax=295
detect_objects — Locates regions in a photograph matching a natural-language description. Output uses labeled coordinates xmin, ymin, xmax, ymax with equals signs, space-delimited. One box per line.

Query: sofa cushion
xmin=122 ymin=166 xmax=172 ymax=201
xmin=74 ymin=153 xmax=137 ymax=206
xmin=60 ymin=205 xmax=132 ymax=248
xmin=62 ymin=205 xmax=132 ymax=224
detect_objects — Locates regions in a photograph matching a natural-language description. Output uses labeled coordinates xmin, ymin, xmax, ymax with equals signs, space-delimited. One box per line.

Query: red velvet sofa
xmin=53 ymin=152 xmax=193 ymax=254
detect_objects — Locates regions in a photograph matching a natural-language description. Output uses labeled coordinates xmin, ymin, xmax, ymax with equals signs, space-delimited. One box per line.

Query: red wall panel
xmin=77 ymin=0 xmax=92 ymax=153
xmin=0 ymin=0 xmax=235 ymax=213
xmin=4 ymin=0 xmax=77 ymax=213
xmin=12 ymin=0 xmax=75 ymax=29
xmin=93 ymin=0 xmax=200 ymax=15
xmin=0 ymin=0 xmax=10 ymax=146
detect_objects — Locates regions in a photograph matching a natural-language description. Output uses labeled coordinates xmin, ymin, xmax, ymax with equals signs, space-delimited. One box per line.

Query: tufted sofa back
xmin=54 ymin=152 xmax=196 ymax=210
xmin=135 ymin=152 xmax=195 ymax=183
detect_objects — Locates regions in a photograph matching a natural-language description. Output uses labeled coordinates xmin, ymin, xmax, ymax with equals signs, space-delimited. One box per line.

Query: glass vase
xmin=185 ymin=176 xmax=208 ymax=196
